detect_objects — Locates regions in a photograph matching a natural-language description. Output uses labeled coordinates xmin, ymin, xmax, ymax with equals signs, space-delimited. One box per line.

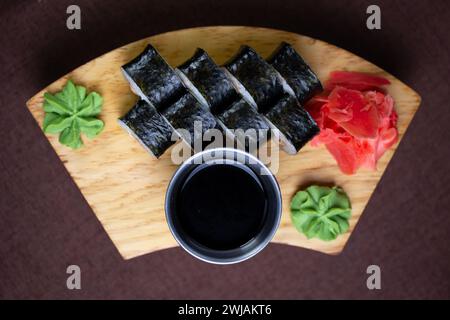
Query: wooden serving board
xmin=26 ymin=26 xmax=421 ymax=260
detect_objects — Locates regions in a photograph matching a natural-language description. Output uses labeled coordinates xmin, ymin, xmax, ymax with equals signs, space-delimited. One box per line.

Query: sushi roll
xmin=162 ymin=92 xmax=223 ymax=152
xmin=118 ymin=99 xmax=176 ymax=158
xmin=217 ymin=98 xmax=271 ymax=153
xmin=122 ymin=44 xmax=186 ymax=111
xmin=177 ymin=49 xmax=240 ymax=115
xmin=224 ymin=46 xmax=285 ymax=113
xmin=268 ymin=42 xmax=322 ymax=104
xmin=264 ymin=94 xmax=319 ymax=154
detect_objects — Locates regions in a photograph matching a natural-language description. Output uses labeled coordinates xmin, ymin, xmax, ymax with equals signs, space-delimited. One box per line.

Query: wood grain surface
xmin=26 ymin=26 xmax=421 ymax=260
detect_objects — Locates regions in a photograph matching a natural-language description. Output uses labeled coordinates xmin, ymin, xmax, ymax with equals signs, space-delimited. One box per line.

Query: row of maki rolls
xmin=119 ymin=42 xmax=322 ymax=159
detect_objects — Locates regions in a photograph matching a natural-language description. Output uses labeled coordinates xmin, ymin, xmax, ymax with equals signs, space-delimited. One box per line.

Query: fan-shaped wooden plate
xmin=26 ymin=26 xmax=421 ymax=260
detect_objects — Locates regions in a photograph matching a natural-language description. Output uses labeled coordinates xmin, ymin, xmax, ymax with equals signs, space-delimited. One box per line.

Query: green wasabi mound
xmin=290 ymin=185 xmax=351 ymax=241
xmin=43 ymin=80 xmax=104 ymax=149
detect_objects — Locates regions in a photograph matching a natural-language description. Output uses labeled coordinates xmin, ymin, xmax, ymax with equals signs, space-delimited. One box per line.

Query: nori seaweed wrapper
xmin=118 ymin=99 xmax=175 ymax=158
xmin=178 ymin=49 xmax=239 ymax=115
xmin=218 ymin=98 xmax=271 ymax=152
xmin=225 ymin=46 xmax=285 ymax=113
xmin=162 ymin=92 xmax=223 ymax=151
xmin=268 ymin=42 xmax=322 ymax=104
xmin=122 ymin=45 xmax=186 ymax=111
xmin=264 ymin=94 xmax=319 ymax=153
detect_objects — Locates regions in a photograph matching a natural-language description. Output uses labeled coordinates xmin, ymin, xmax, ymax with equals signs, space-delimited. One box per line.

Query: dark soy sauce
xmin=176 ymin=162 xmax=267 ymax=250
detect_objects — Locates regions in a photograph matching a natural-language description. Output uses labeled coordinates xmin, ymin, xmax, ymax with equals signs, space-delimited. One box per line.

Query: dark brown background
xmin=0 ymin=0 xmax=449 ymax=299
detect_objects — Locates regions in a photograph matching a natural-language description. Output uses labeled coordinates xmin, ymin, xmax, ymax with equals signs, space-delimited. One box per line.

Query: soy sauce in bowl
xmin=165 ymin=148 xmax=282 ymax=264
xmin=177 ymin=162 xmax=267 ymax=250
